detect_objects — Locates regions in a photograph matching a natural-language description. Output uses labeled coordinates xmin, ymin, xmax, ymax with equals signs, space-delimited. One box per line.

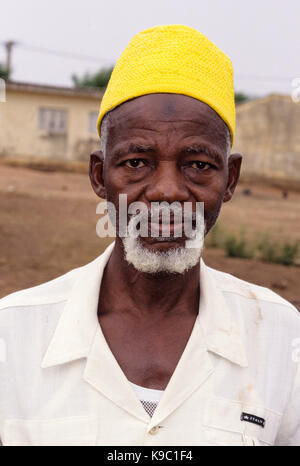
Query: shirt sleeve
xmin=275 ymin=358 xmax=300 ymax=446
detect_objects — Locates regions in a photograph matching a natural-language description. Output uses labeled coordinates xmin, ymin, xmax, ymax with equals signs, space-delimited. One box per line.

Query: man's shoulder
xmin=207 ymin=264 xmax=299 ymax=317
xmin=0 ymin=243 xmax=114 ymax=316
xmin=0 ymin=262 xmax=89 ymax=313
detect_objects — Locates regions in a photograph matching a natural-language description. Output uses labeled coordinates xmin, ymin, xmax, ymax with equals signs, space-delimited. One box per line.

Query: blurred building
xmin=234 ymin=94 xmax=300 ymax=187
xmin=0 ymin=81 xmax=103 ymax=161
xmin=1 ymin=85 xmax=300 ymax=187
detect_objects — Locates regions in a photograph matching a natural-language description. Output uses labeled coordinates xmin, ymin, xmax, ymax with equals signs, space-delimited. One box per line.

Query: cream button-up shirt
xmin=0 ymin=242 xmax=299 ymax=446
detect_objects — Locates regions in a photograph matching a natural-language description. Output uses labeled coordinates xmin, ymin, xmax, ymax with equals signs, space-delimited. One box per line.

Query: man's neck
xmin=98 ymin=239 xmax=200 ymax=318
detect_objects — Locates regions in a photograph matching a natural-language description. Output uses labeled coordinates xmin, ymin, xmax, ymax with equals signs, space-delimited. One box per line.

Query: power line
xmin=0 ymin=40 xmax=112 ymax=65
xmin=18 ymin=43 xmax=113 ymax=64
xmin=0 ymin=39 xmax=297 ymax=83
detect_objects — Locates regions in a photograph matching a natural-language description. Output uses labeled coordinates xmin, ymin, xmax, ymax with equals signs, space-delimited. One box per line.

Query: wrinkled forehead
xmin=105 ymin=94 xmax=230 ymax=149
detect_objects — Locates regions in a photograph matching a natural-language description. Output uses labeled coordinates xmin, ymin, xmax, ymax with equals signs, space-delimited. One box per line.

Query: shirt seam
xmin=217 ymin=286 xmax=298 ymax=313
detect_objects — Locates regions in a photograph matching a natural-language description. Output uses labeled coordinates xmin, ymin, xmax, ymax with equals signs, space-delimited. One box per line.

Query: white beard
xmin=122 ymin=207 xmax=205 ymax=274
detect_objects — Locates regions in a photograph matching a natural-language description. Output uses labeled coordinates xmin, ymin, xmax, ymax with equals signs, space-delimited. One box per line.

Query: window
xmin=88 ymin=112 xmax=98 ymax=134
xmin=38 ymin=108 xmax=67 ymax=134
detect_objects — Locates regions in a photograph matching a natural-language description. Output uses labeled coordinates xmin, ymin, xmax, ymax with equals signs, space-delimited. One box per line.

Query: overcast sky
xmin=0 ymin=0 xmax=299 ymax=96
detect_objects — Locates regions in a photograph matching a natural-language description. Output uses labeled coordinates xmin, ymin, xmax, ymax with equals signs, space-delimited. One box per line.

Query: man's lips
xmin=128 ymin=212 xmax=197 ymax=238
xmin=149 ymin=221 xmax=184 ymax=236
xmin=149 ymin=213 xmax=195 ymax=224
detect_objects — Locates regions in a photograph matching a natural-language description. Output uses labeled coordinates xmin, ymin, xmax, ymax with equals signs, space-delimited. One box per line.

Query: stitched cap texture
xmin=97 ymin=24 xmax=235 ymax=144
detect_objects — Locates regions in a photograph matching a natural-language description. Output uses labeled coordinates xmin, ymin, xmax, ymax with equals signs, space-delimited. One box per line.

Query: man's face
xmin=96 ymin=94 xmax=240 ymax=254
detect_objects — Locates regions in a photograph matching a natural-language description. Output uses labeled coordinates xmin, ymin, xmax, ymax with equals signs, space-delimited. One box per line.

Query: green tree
xmin=235 ymin=92 xmax=249 ymax=104
xmin=0 ymin=63 xmax=10 ymax=79
xmin=72 ymin=66 xmax=114 ymax=89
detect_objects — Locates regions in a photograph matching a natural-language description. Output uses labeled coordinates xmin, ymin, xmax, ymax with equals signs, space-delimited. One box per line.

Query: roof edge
xmin=5 ymin=80 xmax=104 ymax=99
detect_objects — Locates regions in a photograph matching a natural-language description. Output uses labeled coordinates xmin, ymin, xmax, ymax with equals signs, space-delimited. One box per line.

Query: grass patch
xmin=206 ymin=227 xmax=299 ymax=266
xmin=224 ymin=233 xmax=255 ymax=259
xmin=258 ymin=236 xmax=299 ymax=266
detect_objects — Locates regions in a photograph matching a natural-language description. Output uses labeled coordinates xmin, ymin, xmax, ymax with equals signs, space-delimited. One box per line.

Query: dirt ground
xmin=0 ymin=164 xmax=299 ymax=309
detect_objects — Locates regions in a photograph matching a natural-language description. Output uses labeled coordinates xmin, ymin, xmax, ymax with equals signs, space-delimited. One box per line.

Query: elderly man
xmin=0 ymin=25 xmax=299 ymax=447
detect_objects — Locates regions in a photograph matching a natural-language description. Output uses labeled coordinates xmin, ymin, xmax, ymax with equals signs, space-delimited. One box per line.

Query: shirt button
xmin=149 ymin=426 xmax=159 ymax=435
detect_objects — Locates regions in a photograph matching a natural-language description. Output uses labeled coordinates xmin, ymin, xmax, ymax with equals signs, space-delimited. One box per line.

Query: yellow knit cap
xmin=97 ymin=24 xmax=235 ymax=144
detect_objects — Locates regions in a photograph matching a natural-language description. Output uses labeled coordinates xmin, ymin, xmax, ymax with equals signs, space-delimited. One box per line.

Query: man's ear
xmin=89 ymin=150 xmax=106 ymax=199
xmin=223 ymin=153 xmax=243 ymax=203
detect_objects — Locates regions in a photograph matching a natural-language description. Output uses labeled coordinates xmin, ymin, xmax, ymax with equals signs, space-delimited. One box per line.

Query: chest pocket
xmin=203 ymin=396 xmax=282 ymax=446
xmin=2 ymin=416 xmax=98 ymax=446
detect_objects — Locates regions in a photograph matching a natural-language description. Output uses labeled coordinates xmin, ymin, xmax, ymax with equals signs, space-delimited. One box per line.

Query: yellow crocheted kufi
xmin=97 ymin=24 xmax=235 ymax=144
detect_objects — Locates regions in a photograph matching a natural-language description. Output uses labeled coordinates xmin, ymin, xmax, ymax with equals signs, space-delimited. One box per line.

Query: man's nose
xmin=144 ymin=161 xmax=190 ymax=203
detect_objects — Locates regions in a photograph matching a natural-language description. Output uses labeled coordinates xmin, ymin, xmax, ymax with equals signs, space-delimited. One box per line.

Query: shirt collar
xmin=41 ymin=242 xmax=248 ymax=369
xmin=41 ymin=242 xmax=115 ymax=368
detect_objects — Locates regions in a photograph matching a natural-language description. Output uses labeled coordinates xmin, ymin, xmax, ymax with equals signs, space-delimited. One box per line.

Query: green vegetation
xmin=224 ymin=233 xmax=255 ymax=259
xmin=258 ymin=236 xmax=299 ymax=266
xmin=72 ymin=66 xmax=114 ymax=89
xmin=235 ymin=92 xmax=249 ymax=104
xmin=0 ymin=63 xmax=10 ymax=79
xmin=206 ymin=226 xmax=299 ymax=266
xmin=277 ymin=242 xmax=300 ymax=266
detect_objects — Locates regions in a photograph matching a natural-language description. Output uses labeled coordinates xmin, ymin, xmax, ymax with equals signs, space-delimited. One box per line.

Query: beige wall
xmin=0 ymin=88 xmax=101 ymax=161
xmin=234 ymin=95 xmax=300 ymax=185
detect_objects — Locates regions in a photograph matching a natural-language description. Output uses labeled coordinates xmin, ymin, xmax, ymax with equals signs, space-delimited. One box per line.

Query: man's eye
xmin=190 ymin=161 xmax=210 ymax=170
xmin=125 ymin=159 xmax=146 ymax=168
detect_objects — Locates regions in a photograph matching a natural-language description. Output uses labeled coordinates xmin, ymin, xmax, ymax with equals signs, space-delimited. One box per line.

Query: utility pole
xmin=4 ymin=41 xmax=17 ymax=75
